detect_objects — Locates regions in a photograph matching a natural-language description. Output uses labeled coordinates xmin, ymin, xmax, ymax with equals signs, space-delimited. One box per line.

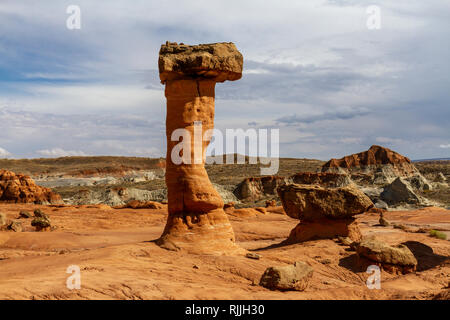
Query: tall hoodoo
xmin=157 ymin=42 xmax=243 ymax=254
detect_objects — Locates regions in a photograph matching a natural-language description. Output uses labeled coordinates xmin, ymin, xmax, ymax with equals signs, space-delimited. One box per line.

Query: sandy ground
xmin=0 ymin=204 xmax=448 ymax=300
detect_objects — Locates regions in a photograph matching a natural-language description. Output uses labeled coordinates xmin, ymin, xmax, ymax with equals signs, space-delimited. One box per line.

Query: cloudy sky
xmin=0 ymin=0 xmax=449 ymax=160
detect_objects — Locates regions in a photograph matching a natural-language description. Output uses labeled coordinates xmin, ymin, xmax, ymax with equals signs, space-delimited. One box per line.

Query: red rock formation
xmin=156 ymin=42 xmax=244 ymax=254
xmin=285 ymin=219 xmax=362 ymax=244
xmin=322 ymin=145 xmax=418 ymax=177
xmin=277 ymin=184 xmax=373 ymax=243
xmin=0 ymin=170 xmax=62 ymax=204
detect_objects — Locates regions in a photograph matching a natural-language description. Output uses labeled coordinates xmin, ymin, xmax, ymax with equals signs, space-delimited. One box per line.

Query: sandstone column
xmin=156 ymin=42 xmax=243 ymax=254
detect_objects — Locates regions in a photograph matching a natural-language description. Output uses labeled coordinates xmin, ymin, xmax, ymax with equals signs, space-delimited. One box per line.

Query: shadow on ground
xmin=402 ymin=241 xmax=449 ymax=271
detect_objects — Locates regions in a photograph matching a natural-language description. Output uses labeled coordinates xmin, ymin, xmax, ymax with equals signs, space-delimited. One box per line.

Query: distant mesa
xmin=0 ymin=169 xmax=62 ymax=204
xmin=322 ymin=145 xmax=418 ymax=177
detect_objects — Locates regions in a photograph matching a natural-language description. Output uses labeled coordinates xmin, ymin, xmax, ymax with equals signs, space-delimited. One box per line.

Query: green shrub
xmin=429 ymin=230 xmax=447 ymax=240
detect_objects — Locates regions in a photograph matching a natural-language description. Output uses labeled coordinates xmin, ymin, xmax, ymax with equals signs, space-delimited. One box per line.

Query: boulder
xmin=277 ymin=184 xmax=373 ymax=221
xmin=31 ymin=217 xmax=51 ymax=232
xmin=355 ymin=238 xmax=417 ymax=274
xmin=33 ymin=209 xmax=49 ymax=219
xmin=374 ymin=200 xmax=388 ymax=210
xmin=0 ymin=170 xmax=62 ymax=204
xmin=19 ymin=210 xmax=33 ymax=219
xmin=8 ymin=221 xmax=22 ymax=232
xmin=380 ymin=177 xmax=421 ymax=205
xmin=260 ymin=261 xmax=313 ymax=291
xmin=158 ymin=42 xmax=243 ymax=83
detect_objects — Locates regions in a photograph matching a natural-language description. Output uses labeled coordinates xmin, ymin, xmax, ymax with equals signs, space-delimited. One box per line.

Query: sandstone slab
xmin=159 ymin=42 xmax=243 ymax=83
xmin=277 ymin=184 xmax=373 ymax=221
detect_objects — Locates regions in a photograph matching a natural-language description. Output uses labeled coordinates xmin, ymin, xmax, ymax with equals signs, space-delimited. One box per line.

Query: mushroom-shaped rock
xmin=277 ymin=184 xmax=373 ymax=243
xmin=156 ymin=42 xmax=244 ymax=254
xmin=277 ymin=184 xmax=373 ymax=221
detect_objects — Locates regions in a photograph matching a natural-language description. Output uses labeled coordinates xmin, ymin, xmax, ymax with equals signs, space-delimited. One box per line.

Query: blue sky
xmin=0 ymin=0 xmax=449 ymax=160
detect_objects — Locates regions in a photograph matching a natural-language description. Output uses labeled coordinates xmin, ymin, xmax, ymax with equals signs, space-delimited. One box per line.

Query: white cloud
xmin=439 ymin=144 xmax=450 ymax=149
xmin=36 ymin=148 xmax=88 ymax=157
xmin=0 ymin=84 xmax=164 ymax=115
xmin=0 ymin=147 xmax=12 ymax=158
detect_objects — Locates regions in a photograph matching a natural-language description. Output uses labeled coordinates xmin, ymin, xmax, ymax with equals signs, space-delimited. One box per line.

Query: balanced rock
xmin=277 ymin=184 xmax=373 ymax=221
xmin=355 ymin=238 xmax=417 ymax=274
xmin=278 ymin=184 xmax=373 ymax=243
xmin=0 ymin=170 xmax=62 ymax=204
xmin=156 ymin=42 xmax=243 ymax=254
xmin=260 ymin=261 xmax=313 ymax=291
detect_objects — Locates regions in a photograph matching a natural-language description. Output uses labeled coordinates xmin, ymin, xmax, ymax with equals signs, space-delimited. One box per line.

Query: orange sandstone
xmin=156 ymin=42 xmax=243 ymax=254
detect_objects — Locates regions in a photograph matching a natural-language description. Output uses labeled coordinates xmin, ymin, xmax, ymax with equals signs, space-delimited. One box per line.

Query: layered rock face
xmin=277 ymin=184 xmax=373 ymax=243
xmin=322 ymin=145 xmax=419 ymax=184
xmin=0 ymin=170 xmax=62 ymax=204
xmin=156 ymin=42 xmax=243 ymax=254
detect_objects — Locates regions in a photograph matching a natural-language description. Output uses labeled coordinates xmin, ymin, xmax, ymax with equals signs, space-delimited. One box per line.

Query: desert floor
xmin=0 ymin=204 xmax=448 ymax=300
